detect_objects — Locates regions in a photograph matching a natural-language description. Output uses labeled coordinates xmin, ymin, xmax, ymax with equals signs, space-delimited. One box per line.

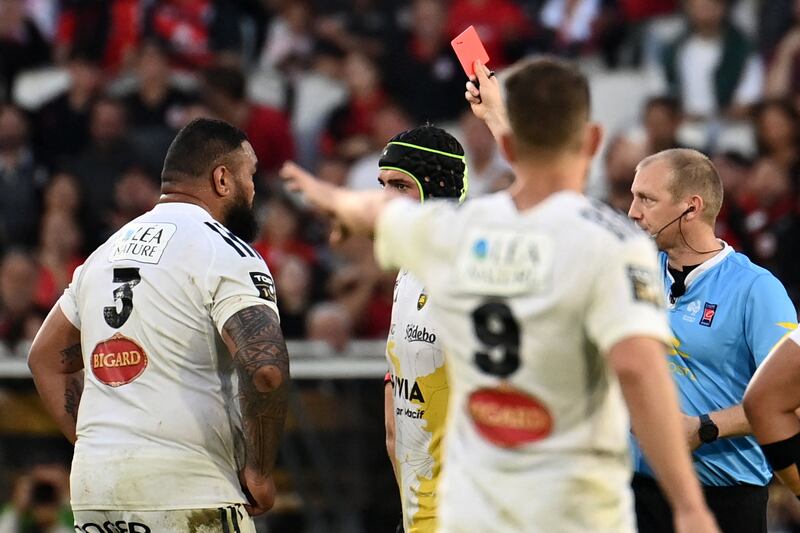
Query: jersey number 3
xmin=472 ymin=301 xmax=520 ymax=377
xmin=103 ymin=268 xmax=141 ymax=328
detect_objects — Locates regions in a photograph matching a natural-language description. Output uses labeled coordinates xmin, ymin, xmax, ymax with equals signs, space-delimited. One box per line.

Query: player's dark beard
xmin=222 ymin=190 xmax=257 ymax=243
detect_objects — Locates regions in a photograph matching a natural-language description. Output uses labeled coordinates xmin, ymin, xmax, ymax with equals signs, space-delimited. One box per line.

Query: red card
xmin=450 ymin=25 xmax=490 ymax=78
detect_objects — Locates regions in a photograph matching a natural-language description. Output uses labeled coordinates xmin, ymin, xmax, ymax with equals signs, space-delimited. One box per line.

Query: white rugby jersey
xmin=375 ymin=191 xmax=670 ymax=533
xmin=58 ymin=202 xmax=279 ymax=511
xmin=387 ymin=271 xmax=447 ymax=533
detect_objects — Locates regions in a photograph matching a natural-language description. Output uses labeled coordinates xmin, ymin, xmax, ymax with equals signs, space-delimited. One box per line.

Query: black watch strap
xmin=698 ymin=413 xmax=719 ymax=444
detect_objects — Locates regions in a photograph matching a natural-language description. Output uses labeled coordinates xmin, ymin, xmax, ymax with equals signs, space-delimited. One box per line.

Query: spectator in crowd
xmin=753 ymin=99 xmax=800 ymax=175
xmin=712 ymin=151 xmax=754 ymax=254
xmin=54 ymin=0 xmax=140 ymax=72
xmin=659 ymin=0 xmax=763 ymax=120
xmin=737 ymin=158 xmax=795 ymax=272
xmin=123 ymin=39 xmax=194 ymax=131
xmin=253 ymin=194 xmax=317 ymax=280
xmin=33 ymin=210 xmax=83 ymax=310
xmin=316 ymin=156 xmax=349 ymax=187
xmin=42 ymin=173 xmax=81 ymax=219
xmin=202 ymin=64 xmax=295 ymax=179
xmin=765 ymin=0 xmax=800 ymax=107
xmin=277 ymin=255 xmax=315 ymax=340
xmin=66 ymin=97 xmax=137 ymax=247
xmin=538 ymin=0 xmax=603 ymax=58
xmin=643 ymin=95 xmax=684 ymax=154
xmin=458 ymin=109 xmax=513 ymax=196
xmin=757 ymin=0 xmax=794 ymax=60
xmin=383 ymin=0 xmax=467 ymax=123
xmin=323 ymin=52 xmax=388 ymax=162
xmin=327 ymin=235 xmax=393 ymax=339
xmin=0 ymin=250 xmax=45 ymax=358
xmin=306 ymin=301 xmax=353 ymax=354
xmin=604 ymin=134 xmax=648 ymax=213
xmin=313 ymin=0 xmax=398 ymax=59
xmin=35 ymin=51 xmax=103 ymax=169
xmin=446 ymin=0 xmax=529 ymax=67
xmin=346 ymin=103 xmax=412 ymax=190
xmin=259 ymin=0 xmax=316 ymax=74
xmin=147 ymin=0 xmax=242 ymax=69
xmin=107 ymin=166 xmax=159 ymax=232
xmin=0 ymin=104 xmax=47 ymax=249
xmin=0 ymin=463 xmax=72 ymax=533
xmin=0 ymin=0 xmax=50 ymax=102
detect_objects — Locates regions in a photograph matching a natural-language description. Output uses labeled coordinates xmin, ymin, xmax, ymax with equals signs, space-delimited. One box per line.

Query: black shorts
xmin=632 ymin=473 xmax=768 ymax=533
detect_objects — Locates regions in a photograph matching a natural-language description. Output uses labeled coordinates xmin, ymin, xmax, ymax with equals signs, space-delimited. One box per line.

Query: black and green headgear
xmin=378 ymin=125 xmax=468 ymax=202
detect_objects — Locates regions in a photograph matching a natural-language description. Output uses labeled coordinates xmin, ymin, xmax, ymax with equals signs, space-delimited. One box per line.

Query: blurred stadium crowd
xmin=3 ymin=0 xmax=800 ymax=530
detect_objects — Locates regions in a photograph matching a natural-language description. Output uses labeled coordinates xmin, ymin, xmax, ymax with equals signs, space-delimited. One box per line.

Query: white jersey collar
xmin=153 ymin=201 xmax=213 ymax=220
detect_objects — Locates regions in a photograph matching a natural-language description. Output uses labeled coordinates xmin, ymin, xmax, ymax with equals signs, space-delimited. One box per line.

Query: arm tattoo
xmin=223 ymin=305 xmax=290 ymax=476
xmin=64 ymin=372 xmax=84 ymax=422
xmin=60 ymin=343 xmax=83 ymax=372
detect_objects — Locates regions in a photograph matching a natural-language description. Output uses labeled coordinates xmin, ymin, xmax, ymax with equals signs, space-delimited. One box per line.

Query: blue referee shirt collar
xmin=664 ymin=240 xmax=733 ymax=290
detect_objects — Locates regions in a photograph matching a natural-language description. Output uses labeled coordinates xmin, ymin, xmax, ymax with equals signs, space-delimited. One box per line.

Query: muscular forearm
xmin=279 ymin=161 xmax=394 ymax=236
xmin=223 ymin=305 xmax=291 ymax=476
xmin=32 ymin=369 xmax=84 ymax=444
xmin=709 ymin=404 xmax=750 ymax=439
xmin=611 ymin=338 xmax=706 ymax=512
xmin=329 ymin=188 xmax=394 ymax=236
xmin=29 ymin=311 xmax=84 ymax=445
xmin=484 ymin=109 xmax=511 ymax=150
xmin=239 ymin=376 xmax=289 ymax=476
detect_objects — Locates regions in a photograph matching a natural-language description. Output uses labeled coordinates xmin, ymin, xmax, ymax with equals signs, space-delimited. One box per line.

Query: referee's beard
xmin=221 ymin=187 xmax=257 ymax=243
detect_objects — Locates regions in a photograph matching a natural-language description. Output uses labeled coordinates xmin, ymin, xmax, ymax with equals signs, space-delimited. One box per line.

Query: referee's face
xmin=629 ymin=159 xmax=682 ymax=249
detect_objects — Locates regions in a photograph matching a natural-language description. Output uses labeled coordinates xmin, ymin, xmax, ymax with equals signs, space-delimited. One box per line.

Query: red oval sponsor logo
xmin=91 ymin=333 xmax=148 ymax=387
xmin=467 ymin=386 xmax=553 ymax=448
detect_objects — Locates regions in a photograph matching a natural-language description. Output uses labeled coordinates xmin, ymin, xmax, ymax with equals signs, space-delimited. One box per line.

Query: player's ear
xmin=499 ymin=132 xmax=516 ymax=164
xmin=211 ymin=165 xmax=230 ymax=197
xmin=584 ymin=123 xmax=603 ymax=157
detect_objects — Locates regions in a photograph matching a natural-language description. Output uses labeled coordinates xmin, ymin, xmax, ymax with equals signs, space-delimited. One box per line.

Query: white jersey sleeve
xmin=374 ymin=198 xmax=457 ymax=282
xmin=585 ymin=235 xmax=671 ymax=354
xmin=204 ymin=237 xmax=280 ymax=335
xmin=57 ymin=264 xmax=84 ymax=328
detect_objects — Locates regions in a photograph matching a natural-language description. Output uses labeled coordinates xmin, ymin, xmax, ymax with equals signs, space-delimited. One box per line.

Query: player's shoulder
xmin=459 ymin=191 xmax=511 ymax=214
xmin=571 ymin=195 xmax=647 ymax=244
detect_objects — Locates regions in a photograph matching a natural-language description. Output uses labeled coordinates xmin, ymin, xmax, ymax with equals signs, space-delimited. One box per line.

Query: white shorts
xmin=438 ymin=455 xmax=636 ymax=533
xmin=72 ymin=504 xmax=255 ymax=532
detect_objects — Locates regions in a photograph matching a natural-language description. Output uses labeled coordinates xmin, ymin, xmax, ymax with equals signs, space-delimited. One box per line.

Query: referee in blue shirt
xmin=627 ymin=148 xmax=798 ymax=533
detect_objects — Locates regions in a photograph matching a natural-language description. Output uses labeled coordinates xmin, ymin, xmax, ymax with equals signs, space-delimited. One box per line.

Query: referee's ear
xmin=211 ymin=164 xmax=232 ymax=197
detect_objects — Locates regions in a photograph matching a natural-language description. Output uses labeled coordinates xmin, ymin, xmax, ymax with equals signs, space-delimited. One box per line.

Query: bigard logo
xmin=91 ymin=333 xmax=148 ymax=387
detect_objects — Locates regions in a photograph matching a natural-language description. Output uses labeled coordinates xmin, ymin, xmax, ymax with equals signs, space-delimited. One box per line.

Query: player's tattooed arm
xmin=29 ymin=306 xmax=85 ymax=444
xmin=223 ymin=305 xmax=290 ymax=476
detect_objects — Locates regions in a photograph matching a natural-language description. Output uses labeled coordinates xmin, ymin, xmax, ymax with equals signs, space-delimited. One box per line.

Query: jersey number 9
xmin=472 ymin=301 xmax=520 ymax=377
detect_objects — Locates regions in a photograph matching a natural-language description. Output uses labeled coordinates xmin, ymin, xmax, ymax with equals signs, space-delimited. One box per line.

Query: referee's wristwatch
xmin=698 ymin=413 xmax=719 ymax=444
